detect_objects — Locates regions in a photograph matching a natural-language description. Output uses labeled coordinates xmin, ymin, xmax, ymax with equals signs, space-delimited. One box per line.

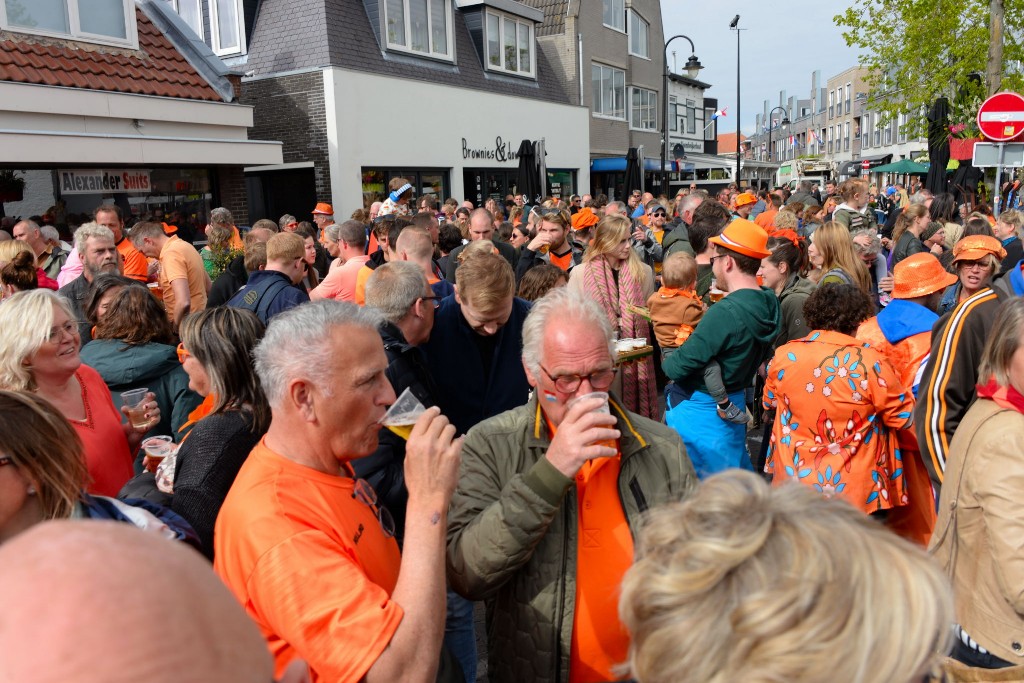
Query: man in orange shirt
xmin=309 ymin=220 xmax=371 ymax=302
xmin=755 ymin=192 xmax=782 ymax=230
xmin=446 ymin=287 xmax=695 ymax=683
xmin=396 ymin=227 xmax=453 ymax=298
xmin=95 ymin=205 xmax=149 ymax=283
xmin=214 ymin=301 xmax=462 ymax=683
xmin=130 ymin=221 xmax=210 ymax=329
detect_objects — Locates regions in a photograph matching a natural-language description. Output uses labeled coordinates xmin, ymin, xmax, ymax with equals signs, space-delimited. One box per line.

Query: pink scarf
xmin=581 ymin=257 xmax=658 ymax=419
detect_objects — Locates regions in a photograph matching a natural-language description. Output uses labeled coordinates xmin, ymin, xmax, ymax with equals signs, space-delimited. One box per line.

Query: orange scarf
xmin=177 ymin=393 xmax=216 ymax=442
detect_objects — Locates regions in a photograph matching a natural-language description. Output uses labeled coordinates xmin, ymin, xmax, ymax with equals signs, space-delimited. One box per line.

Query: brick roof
xmin=0 ymin=8 xmax=222 ymax=101
xmin=520 ymin=0 xmax=568 ymax=36
xmin=717 ymin=132 xmax=747 ymax=155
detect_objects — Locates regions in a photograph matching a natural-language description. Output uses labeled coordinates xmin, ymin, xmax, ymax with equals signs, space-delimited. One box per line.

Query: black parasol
xmin=624 ymin=147 xmax=644 ymax=199
xmin=924 ymin=97 xmax=950 ymax=195
xmin=516 ymin=139 xmax=542 ymax=204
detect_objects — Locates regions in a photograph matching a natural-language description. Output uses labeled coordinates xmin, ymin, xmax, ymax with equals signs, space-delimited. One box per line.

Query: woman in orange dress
xmin=763 ymin=283 xmax=915 ymax=515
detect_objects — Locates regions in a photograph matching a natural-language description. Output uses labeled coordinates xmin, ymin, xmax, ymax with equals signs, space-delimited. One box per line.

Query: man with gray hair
xmin=214 ymin=301 xmax=463 ymax=683
xmin=788 ymin=179 xmax=816 ymax=206
xmin=663 ymin=192 xmax=702 ymax=258
xmin=12 ymin=219 xmax=67 ymax=279
xmin=58 ymin=222 xmax=121 ymax=339
xmin=358 ymin=261 xmax=441 ymax=542
xmin=446 ymin=287 xmax=695 ymax=683
xmin=603 ymin=200 xmax=628 ymax=217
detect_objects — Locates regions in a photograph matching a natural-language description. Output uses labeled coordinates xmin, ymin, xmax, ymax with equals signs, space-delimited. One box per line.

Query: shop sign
xmin=59 ymin=169 xmax=152 ymax=195
xmin=462 ymin=137 xmax=520 ymax=163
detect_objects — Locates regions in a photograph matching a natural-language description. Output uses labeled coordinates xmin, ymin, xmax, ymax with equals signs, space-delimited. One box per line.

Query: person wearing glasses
xmin=515 ymin=205 xmax=583 ymax=283
xmin=0 ymin=289 xmax=160 ymax=497
xmin=447 ymin=287 xmax=695 ymax=683
xmin=632 ymin=200 xmax=667 ymax=275
xmin=215 ymin=300 xmax=463 ymax=683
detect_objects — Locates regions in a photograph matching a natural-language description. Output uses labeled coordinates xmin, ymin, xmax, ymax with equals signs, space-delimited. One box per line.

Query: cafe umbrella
xmin=924 ymin=96 xmax=951 ymax=195
xmin=516 ymin=139 xmax=542 ymax=204
xmin=624 ymin=147 xmax=644 ymax=198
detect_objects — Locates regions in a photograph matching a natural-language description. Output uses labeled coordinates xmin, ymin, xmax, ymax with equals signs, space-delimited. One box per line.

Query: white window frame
xmin=592 ymin=63 xmax=625 ymax=120
xmin=0 ymin=0 xmax=138 ymax=49
xmin=166 ymin=0 xmax=203 ymax=39
xmin=484 ymin=10 xmax=535 ymax=78
xmin=210 ymin=0 xmax=246 ymax=56
xmin=627 ymin=10 xmax=648 ymax=59
xmin=383 ymin=0 xmax=455 ymax=62
xmin=629 ymin=86 xmax=658 ymax=132
xmin=602 ymin=0 xmax=624 ymax=33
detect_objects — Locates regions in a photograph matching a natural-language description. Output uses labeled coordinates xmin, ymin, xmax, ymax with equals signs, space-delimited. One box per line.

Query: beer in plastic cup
xmin=567 ymin=391 xmax=617 ymax=451
xmin=380 ymin=387 xmax=427 ymax=441
xmin=120 ymin=388 xmax=150 ymax=429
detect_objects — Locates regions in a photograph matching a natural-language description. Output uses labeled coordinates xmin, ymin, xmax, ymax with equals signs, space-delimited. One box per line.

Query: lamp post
xmin=661 ymin=35 xmax=702 ymax=196
xmin=729 ymin=15 xmax=741 ymax=186
xmin=766 ymin=106 xmax=790 ymax=162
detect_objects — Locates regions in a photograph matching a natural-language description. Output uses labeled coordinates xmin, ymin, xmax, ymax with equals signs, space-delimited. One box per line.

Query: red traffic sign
xmin=977 ymin=92 xmax=1024 ymax=142
xmin=861 ymin=160 xmax=870 ymax=169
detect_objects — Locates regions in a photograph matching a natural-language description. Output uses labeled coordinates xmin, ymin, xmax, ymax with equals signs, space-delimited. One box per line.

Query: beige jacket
xmin=930 ymin=399 xmax=1024 ymax=663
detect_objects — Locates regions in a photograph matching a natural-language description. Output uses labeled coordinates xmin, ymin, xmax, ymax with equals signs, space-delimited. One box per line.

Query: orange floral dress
xmin=762 ymin=330 xmax=915 ymax=513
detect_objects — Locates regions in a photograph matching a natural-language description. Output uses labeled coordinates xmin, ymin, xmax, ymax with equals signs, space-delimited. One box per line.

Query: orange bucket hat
xmin=892 ymin=253 xmax=957 ymax=299
xmin=734 ymin=192 xmax=757 ymax=208
xmin=952 ymin=235 xmax=1006 ymax=265
xmin=710 ymin=218 xmax=771 ymax=259
xmin=312 ymin=202 xmax=334 ymax=215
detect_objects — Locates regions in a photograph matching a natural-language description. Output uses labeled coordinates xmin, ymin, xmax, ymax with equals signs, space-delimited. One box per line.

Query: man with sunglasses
xmin=447 ymin=287 xmax=695 ymax=683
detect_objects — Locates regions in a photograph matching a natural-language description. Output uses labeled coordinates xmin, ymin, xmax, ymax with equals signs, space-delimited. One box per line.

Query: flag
xmin=810 ymin=130 xmax=823 ymax=145
xmin=712 ymin=107 xmax=727 ymax=120
xmin=788 ymin=135 xmax=795 ymax=146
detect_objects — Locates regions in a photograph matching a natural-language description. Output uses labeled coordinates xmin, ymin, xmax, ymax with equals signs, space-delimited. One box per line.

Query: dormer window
xmin=385 ymin=0 xmax=454 ymax=61
xmin=1 ymin=0 xmax=137 ymax=48
xmin=485 ymin=10 xmax=534 ymax=77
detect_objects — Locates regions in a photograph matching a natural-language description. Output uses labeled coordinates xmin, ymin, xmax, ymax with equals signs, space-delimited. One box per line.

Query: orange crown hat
xmin=734 ymin=192 xmax=757 ymax=208
xmin=709 ymin=218 xmax=771 ymax=259
xmin=952 ymin=234 xmax=1007 ymax=265
xmin=571 ymin=207 xmax=599 ymax=231
xmin=162 ymin=222 xmax=177 ymax=235
xmin=312 ymin=202 xmax=334 ymax=215
xmin=892 ymin=253 xmax=957 ymax=299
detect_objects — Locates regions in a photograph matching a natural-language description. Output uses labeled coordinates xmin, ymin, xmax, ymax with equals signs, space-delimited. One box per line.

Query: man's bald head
xmin=0 ymin=521 xmax=274 ymax=683
xmin=396 ymin=227 xmax=434 ymax=263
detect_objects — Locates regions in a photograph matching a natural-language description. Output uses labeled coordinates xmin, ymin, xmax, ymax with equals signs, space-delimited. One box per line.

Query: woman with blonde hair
xmin=568 ymin=214 xmax=657 ymax=418
xmin=200 ymin=222 xmax=236 ymax=280
xmin=621 ymin=469 xmax=953 ymax=683
xmin=813 ymin=221 xmax=873 ymax=296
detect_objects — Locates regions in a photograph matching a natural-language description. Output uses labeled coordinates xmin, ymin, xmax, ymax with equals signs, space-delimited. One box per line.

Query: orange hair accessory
xmin=772 ymin=229 xmax=802 ymax=248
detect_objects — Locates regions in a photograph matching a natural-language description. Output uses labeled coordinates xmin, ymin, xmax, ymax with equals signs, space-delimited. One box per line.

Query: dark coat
xmin=225 ymin=270 xmax=309 ymax=325
xmin=445 ymin=239 xmax=519 ymax=283
xmin=207 ymin=253 xmax=248 ymax=307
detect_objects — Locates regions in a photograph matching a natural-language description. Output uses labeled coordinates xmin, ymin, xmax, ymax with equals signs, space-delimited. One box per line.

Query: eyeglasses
xmin=540 ymin=364 xmax=616 ymax=393
xmin=176 ymin=342 xmax=191 ymax=364
xmin=352 ymin=478 xmax=396 ymax=538
xmin=47 ymin=320 xmax=79 ymax=343
xmin=421 ymin=295 xmax=442 ymax=309
xmin=650 ymin=211 xmax=667 ymax=217
xmin=537 ymin=207 xmax=569 ymax=221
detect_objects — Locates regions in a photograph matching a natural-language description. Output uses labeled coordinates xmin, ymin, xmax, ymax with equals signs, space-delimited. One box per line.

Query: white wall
xmin=324 ymin=68 xmax=590 ymax=207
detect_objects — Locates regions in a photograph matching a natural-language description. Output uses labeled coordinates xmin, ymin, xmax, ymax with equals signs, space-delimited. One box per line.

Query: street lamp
xmin=661 ymin=35 xmax=702 ymax=196
xmin=729 ymin=15 xmax=741 ymax=186
xmin=766 ymin=106 xmax=790 ymax=161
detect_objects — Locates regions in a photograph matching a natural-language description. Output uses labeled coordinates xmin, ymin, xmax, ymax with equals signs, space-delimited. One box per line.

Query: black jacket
xmin=445 ymin=238 xmax=519 ymax=283
xmin=351 ymin=322 xmax=440 ymax=544
xmin=207 ymin=254 xmax=248 ymax=307
xmin=661 ymin=222 xmax=695 ymax=258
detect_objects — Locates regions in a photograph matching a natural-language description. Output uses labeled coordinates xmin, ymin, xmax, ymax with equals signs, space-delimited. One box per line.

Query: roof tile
xmin=0 ymin=8 xmax=222 ymax=101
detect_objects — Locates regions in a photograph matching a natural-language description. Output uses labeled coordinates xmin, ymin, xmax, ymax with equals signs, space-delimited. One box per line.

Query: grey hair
xmin=254 ymin=300 xmax=383 ymax=408
xmin=0 ymin=289 xmax=76 ymax=391
xmin=73 ymin=222 xmax=115 ymax=256
xmin=278 ymin=214 xmax=297 ymax=230
xmin=521 ymin=287 xmax=615 ymax=378
xmin=850 ymin=228 xmax=881 ymax=257
xmin=798 ymin=180 xmax=813 ymax=192
xmin=910 ymin=190 xmax=934 ymax=204
xmin=323 ymin=222 xmax=342 ymax=243
xmin=365 ymin=261 xmax=428 ymax=325
xmin=210 ymin=207 xmax=234 ymax=227
xmin=608 ymin=200 xmax=628 ymax=215
xmin=678 ymin=194 xmax=703 ymax=217
xmin=40 ymin=225 xmax=60 ymax=244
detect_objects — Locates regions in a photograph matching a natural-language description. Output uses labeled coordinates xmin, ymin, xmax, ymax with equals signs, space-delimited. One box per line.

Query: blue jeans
xmin=445 ymin=588 xmax=477 ymax=683
xmin=665 ymin=389 xmax=753 ymax=479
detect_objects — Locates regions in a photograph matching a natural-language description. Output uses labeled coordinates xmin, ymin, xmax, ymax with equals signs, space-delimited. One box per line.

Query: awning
xmin=591 ymin=157 xmax=672 ymax=173
xmin=840 ymin=154 xmax=893 ymax=176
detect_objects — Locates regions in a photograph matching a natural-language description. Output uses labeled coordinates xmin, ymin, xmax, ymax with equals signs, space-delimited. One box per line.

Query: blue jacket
xmin=225 ymin=269 xmax=309 ymax=325
xmin=422 ymin=295 xmax=532 ymax=435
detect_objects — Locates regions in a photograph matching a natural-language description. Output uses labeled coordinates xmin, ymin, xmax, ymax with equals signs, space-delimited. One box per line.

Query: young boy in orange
xmin=648 ymin=253 xmax=746 ymax=423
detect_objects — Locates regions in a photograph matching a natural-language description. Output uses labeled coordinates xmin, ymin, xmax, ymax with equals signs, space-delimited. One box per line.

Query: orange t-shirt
xmin=544 ymin=420 xmax=633 ymax=683
xmin=69 ymin=364 xmax=134 ymax=496
xmin=309 ymin=255 xmax=371 ymax=302
xmin=549 ymin=249 xmax=573 ymax=272
xmin=117 ymin=237 xmax=149 ymax=283
xmin=214 ymin=440 xmax=403 ymax=683
xmin=755 ymin=208 xmax=778 ymax=230
xmin=353 ymin=264 xmax=375 ymax=306
xmin=158 ymin=235 xmax=207 ymax=321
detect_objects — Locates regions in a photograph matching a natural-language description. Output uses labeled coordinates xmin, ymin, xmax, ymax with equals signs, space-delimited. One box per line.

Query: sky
xmin=660 ymin=2 xmax=863 ymax=136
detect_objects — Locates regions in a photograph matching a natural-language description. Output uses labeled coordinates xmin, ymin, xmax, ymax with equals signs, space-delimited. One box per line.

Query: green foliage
xmin=835 ymin=0 xmax=1024 ymax=138
xmin=0 ymin=170 xmax=26 ymax=193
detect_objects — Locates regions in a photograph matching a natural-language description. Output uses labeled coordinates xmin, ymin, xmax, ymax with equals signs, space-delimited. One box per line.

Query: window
xmin=1 ymin=0 xmax=135 ymax=47
xmin=602 ymin=0 xmax=624 ymax=32
xmin=686 ymin=104 xmax=696 ymax=134
xmin=844 ymin=121 xmax=851 ymax=151
xmin=210 ymin=0 xmax=244 ymax=55
xmin=385 ymin=0 xmax=453 ymax=61
xmin=669 ymin=98 xmax=677 ymax=132
xmin=485 ymin=10 xmax=533 ymax=76
xmin=705 ymin=108 xmax=716 ymax=140
xmin=845 ymin=84 xmax=851 ymax=113
xmin=828 ymin=91 xmax=834 ymax=119
xmin=629 ymin=87 xmax=657 ymax=131
xmin=163 ymin=0 xmax=202 ymax=38
xmin=592 ymin=63 xmax=625 ymax=119
xmin=628 ymin=10 xmax=648 ymax=58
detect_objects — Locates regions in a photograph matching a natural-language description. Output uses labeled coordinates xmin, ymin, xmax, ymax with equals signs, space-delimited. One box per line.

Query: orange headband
xmin=773 ymin=229 xmax=802 ymax=249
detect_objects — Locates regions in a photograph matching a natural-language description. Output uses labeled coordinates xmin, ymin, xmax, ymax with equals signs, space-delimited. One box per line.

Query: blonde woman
xmin=200 ymin=222 xmax=235 ymax=281
xmin=621 ymin=469 xmax=953 ymax=683
xmin=813 ymin=221 xmax=872 ymax=296
xmin=568 ymin=214 xmax=657 ymax=418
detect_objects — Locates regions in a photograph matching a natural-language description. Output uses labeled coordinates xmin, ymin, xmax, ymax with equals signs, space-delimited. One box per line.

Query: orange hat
xmin=892 ymin=253 xmax=957 ymax=299
xmin=710 ymin=218 xmax=771 ymax=259
xmin=571 ymin=207 xmax=599 ymax=231
xmin=952 ymin=235 xmax=1006 ymax=265
xmin=162 ymin=222 xmax=177 ymax=235
xmin=312 ymin=202 xmax=334 ymax=216
xmin=734 ymin=192 xmax=757 ymax=208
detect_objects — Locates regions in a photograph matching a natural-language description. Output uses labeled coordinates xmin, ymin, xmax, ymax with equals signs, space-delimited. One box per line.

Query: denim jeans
xmin=444 ymin=588 xmax=477 ymax=683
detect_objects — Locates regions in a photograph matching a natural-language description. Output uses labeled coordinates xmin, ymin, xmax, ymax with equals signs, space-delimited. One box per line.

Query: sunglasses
xmin=353 ymin=478 xmax=396 ymax=538
xmin=650 ymin=211 xmax=667 ymax=217
xmin=176 ymin=343 xmax=191 ymax=364
xmin=537 ymin=207 xmax=569 ymax=220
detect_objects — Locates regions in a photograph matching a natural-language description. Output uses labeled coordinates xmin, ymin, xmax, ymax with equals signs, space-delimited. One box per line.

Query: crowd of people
xmin=1 ymin=171 xmax=1024 ymax=682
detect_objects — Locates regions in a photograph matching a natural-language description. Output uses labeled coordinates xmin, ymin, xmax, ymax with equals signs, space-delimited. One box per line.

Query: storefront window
xmin=361 ymin=167 xmax=450 ymax=209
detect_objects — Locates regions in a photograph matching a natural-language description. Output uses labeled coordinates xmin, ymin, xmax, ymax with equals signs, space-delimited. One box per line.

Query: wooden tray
xmin=616 ymin=345 xmax=654 ymax=364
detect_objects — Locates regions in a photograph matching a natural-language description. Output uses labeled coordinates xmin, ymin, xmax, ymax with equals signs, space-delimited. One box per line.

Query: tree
xmin=835 ymin=0 xmax=1024 ymax=138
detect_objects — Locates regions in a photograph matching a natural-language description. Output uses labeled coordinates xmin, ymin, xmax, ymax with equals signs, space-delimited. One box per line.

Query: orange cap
xmin=709 ymin=218 xmax=771 ymax=259
xmin=891 ymin=253 xmax=957 ymax=299
xmin=312 ymin=202 xmax=334 ymax=215
xmin=952 ymin=235 xmax=1006 ymax=265
xmin=734 ymin=192 xmax=757 ymax=208
xmin=571 ymin=207 xmax=599 ymax=231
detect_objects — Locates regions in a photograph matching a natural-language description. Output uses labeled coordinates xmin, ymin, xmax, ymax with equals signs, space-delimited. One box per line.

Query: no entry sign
xmin=977 ymin=92 xmax=1024 ymax=142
